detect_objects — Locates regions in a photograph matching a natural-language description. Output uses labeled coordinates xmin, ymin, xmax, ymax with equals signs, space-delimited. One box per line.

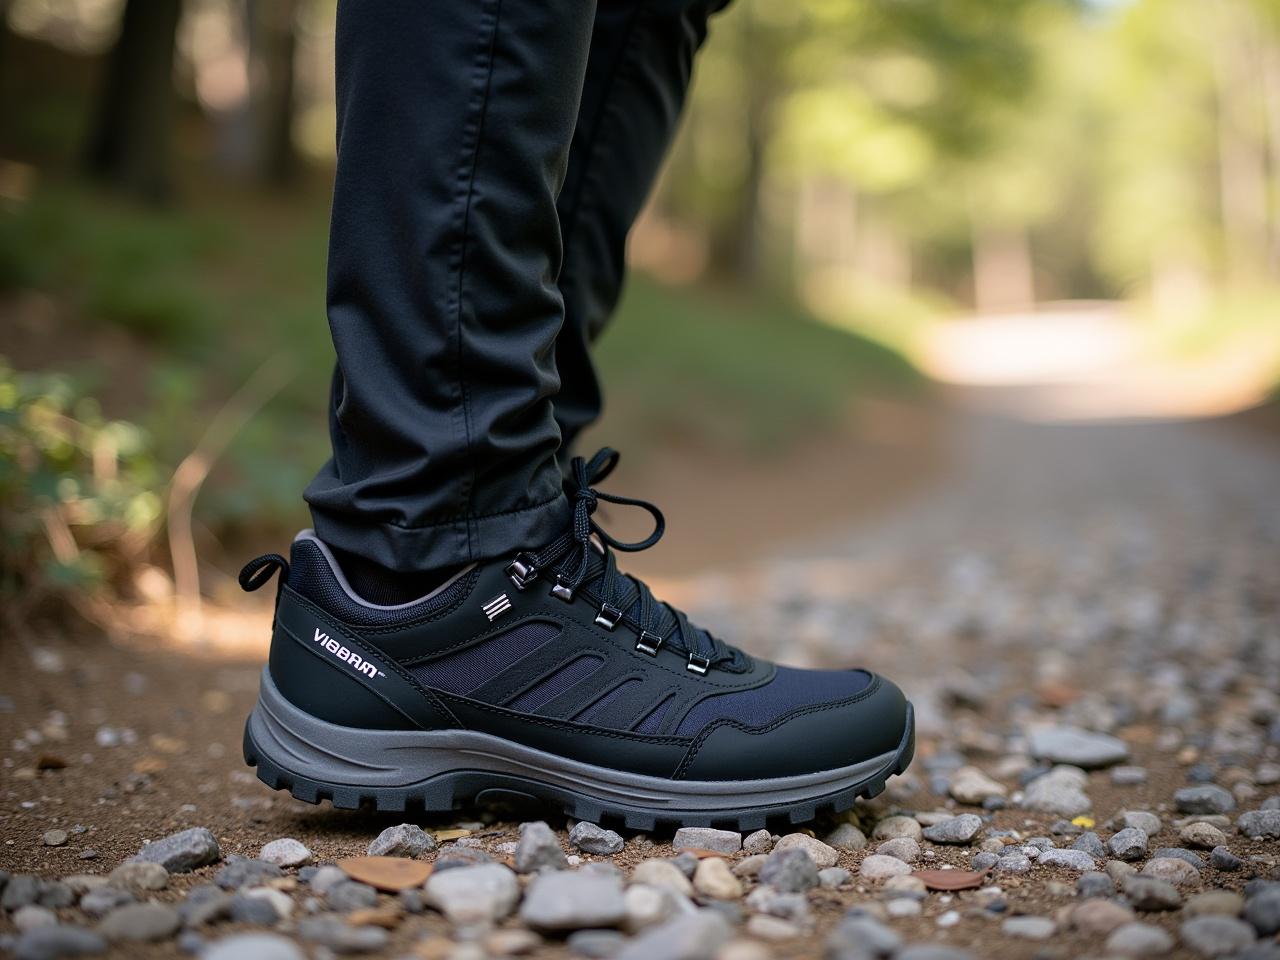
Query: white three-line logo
xmin=482 ymin=593 xmax=512 ymax=621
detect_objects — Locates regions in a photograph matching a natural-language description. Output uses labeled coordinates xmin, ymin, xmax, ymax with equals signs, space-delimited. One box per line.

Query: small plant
xmin=0 ymin=360 xmax=163 ymax=624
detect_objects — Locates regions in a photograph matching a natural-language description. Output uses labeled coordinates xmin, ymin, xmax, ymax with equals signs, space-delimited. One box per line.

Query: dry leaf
xmin=433 ymin=828 xmax=472 ymax=842
xmin=912 ymin=868 xmax=988 ymax=891
xmin=338 ymin=856 xmax=433 ymax=891
xmin=346 ymin=905 xmax=404 ymax=928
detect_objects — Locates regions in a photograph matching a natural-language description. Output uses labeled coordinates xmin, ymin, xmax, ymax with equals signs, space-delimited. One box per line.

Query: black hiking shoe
xmin=240 ymin=448 xmax=914 ymax=830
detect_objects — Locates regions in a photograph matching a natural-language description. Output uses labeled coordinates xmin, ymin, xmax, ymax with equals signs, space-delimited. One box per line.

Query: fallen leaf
xmin=1071 ymin=816 xmax=1095 ymax=829
xmin=433 ymin=828 xmax=472 ymax=842
xmin=912 ymin=868 xmax=988 ymax=891
xmin=346 ymin=905 xmax=404 ymax=928
xmin=337 ymin=856 xmax=433 ymax=891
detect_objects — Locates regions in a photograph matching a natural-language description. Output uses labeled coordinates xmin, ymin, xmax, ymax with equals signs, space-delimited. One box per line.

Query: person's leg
xmin=554 ymin=0 xmax=730 ymax=454
xmin=304 ymin=0 xmax=596 ymax=573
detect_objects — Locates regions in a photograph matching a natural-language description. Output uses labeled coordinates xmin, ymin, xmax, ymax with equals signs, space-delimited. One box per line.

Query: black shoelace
xmin=505 ymin=448 xmax=739 ymax=674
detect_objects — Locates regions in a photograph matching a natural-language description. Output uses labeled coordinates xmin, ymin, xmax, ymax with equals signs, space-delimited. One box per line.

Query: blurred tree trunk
xmin=248 ymin=0 xmax=299 ymax=184
xmin=83 ymin=0 xmax=183 ymax=203
xmin=971 ymin=220 xmax=1035 ymax=313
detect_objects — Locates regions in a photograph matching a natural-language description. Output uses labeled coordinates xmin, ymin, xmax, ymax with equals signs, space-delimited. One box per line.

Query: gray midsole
xmin=248 ymin=668 xmax=896 ymax=811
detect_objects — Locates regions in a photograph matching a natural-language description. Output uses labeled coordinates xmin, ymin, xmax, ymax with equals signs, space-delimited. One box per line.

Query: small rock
xmin=876 ymin=837 xmax=920 ymax=863
xmin=214 ymin=856 xmax=283 ymax=890
xmin=1184 ymin=890 xmax=1244 ymax=917
xmin=1105 ymin=921 xmax=1175 ymax=956
xmin=202 ymin=933 xmax=305 ymax=960
xmin=1210 ymin=845 xmax=1244 ymax=871
xmin=921 ymin=814 xmax=983 ymax=845
xmin=772 ymin=833 xmax=838 ymax=867
xmin=613 ymin=911 xmax=730 ymax=960
xmin=860 ymin=855 xmax=913 ymax=880
xmin=1245 ymin=886 xmax=1280 ymax=936
xmin=731 ymin=855 xmax=767 ymax=879
xmin=745 ymin=914 xmax=799 ymax=940
xmin=423 ymin=863 xmax=520 ymax=927
xmin=818 ymin=867 xmax=850 ymax=889
xmin=1077 ymin=872 xmax=1115 ymax=898
xmin=1108 ymin=827 xmax=1149 ymax=861
xmin=672 ymin=828 xmax=741 ymax=855
xmin=97 ymin=902 xmax=181 ymax=942
xmin=757 ymin=848 xmax=818 ymax=893
xmin=1023 ymin=766 xmax=1092 ymax=817
xmin=1073 ymin=832 xmax=1107 ymax=859
xmin=520 ymin=869 xmax=625 ymax=931
xmin=1141 ymin=858 xmax=1200 ymax=886
xmin=742 ymin=830 xmax=773 ymax=855
xmin=486 ymin=928 xmax=542 ymax=955
xmin=296 ymin=916 xmax=388 ymax=954
xmin=129 ymin=828 xmax=220 ymax=873
xmin=1238 ymin=810 xmax=1280 ymax=839
xmin=1174 ymin=786 xmax=1235 ymax=815
xmin=1123 ymin=875 xmax=1182 ymax=911
xmin=42 ymin=830 xmax=68 ymax=848
xmin=367 ymin=823 xmax=435 ymax=859
xmin=872 ymin=816 xmax=922 ymax=841
xmin=1028 ymin=726 xmax=1129 ymax=768
xmin=325 ymin=880 xmax=379 ymax=912
xmin=1180 ymin=822 xmax=1227 ymax=849
xmin=1180 ymin=915 xmax=1257 ymax=957
xmin=1071 ymin=898 xmax=1137 ymax=934
xmin=692 ymin=858 xmax=741 ymax=900
xmin=80 ymin=887 xmax=135 ymax=918
xmin=569 ymin=822 xmax=624 ymax=856
xmin=631 ymin=859 xmax=693 ymax=896
xmin=827 ymin=914 xmax=901 ymax=959
xmin=824 ymin=823 xmax=866 ymax=852
xmin=13 ymin=905 xmax=58 ymax=932
xmin=623 ymin=883 xmax=691 ymax=933
xmin=567 ymin=929 xmax=627 ymax=958
xmin=1121 ymin=811 xmax=1163 ymax=836
xmin=1002 ymin=916 xmax=1055 ymax=940
xmin=12 ymin=926 xmax=107 ymax=960
xmin=227 ymin=894 xmax=281 ymax=925
xmin=949 ymin=766 xmax=1007 ymax=805
xmin=107 ymin=861 xmax=168 ymax=892
xmin=994 ymin=854 xmax=1032 ymax=874
xmin=307 ymin=864 xmax=348 ymax=894
xmin=1037 ymin=848 xmax=1096 ymax=872
xmin=515 ymin=821 xmax=567 ymax=873
xmin=259 ymin=839 xmax=311 ymax=868
xmin=1111 ymin=766 xmax=1149 ymax=786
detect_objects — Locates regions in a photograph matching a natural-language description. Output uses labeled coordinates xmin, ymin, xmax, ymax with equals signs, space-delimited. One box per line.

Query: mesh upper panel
xmin=573 ymin=678 xmax=642 ymax=726
xmin=406 ymin=623 xmax=561 ymax=695
xmin=286 ymin=539 xmax=475 ymax=626
xmin=505 ymin=655 xmax=604 ymax=713
xmin=674 ymin=667 xmax=872 ymax=735
xmin=632 ymin=695 xmax=674 ymax=734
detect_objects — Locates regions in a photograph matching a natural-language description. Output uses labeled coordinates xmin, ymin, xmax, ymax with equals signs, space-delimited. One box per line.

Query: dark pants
xmin=304 ymin=0 xmax=727 ymax=572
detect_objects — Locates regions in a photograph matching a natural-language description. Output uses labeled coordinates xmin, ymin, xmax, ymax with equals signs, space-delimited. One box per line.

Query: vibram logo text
xmin=312 ymin=628 xmax=384 ymax=678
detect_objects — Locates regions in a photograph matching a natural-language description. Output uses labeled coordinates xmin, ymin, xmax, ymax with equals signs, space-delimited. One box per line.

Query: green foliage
xmin=0 ymin=361 xmax=163 ymax=603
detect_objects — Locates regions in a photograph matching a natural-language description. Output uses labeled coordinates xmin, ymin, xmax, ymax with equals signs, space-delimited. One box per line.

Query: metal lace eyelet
xmin=504 ymin=554 xmax=537 ymax=590
xmin=594 ymin=602 xmax=622 ymax=630
xmin=686 ymin=653 xmax=711 ymax=675
xmin=635 ymin=630 xmax=663 ymax=656
xmin=550 ymin=576 xmax=575 ymax=602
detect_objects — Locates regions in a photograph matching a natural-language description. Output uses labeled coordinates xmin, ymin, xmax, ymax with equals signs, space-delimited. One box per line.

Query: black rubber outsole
xmin=242 ymin=703 xmax=915 ymax=832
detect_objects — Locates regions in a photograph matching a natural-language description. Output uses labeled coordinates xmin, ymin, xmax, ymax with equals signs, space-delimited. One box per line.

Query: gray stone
xmin=623 ymin=883 xmax=693 ymax=933
xmin=1105 ymin=921 xmax=1175 ymax=956
xmin=42 ymin=830 xmax=68 ymax=848
xmin=1210 ymin=845 xmax=1245 ymax=871
xmin=1174 ymin=785 xmax=1235 ymax=815
xmin=434 ymin=845 xmax=492 ymax=870
xmin=13 ymin=906 xmax=58 ymax=933
xmin=570 ymin=821 xmax=624 ymax=856
xmin=1112 ymin=766 xmax=1150 ymax=785
xmin=613 ymin=911 xmax=731 ymax=960
xmin=824 ymin=823 xmax=867 ymax=852
xmin=12 ymin=926 xmax=107 ymax=960
xmin=97 ymin=903 xmax=181 ymax=942
xmin=1108 ymin=827 xmax=1149 ymax=861
xmin=259 ymin=838 xmax=311 ymax=868
xmin=1141 ymin=857 xmax=1200 ymax=886
xmin=872 ymin=816 xmax=922 ymax=841
xmin=1246 ymin=886 xmax=1280 ymax=936
xmin=970 ymin=852 xmax=999 ymax=871
xmin=877 ymin=837 xmax=921 ymax=863
xmin=79 ymin=887 xmax=135 ymax=918
xmin=1002 ymin=916 xmax=1055 ymax=940
xmin=1180 ymin=822 xmax=1228 ymax=849
xmin=744 ymin=885 xmax=809 ymax=922
xmin=366 ymin=823 xmax=435 ymax=858
xmin=1180 ymin=915 xmax=1257 ymax=957
xmin=1073 ymin=832 xmax=1107 ymax=859
xmin=202 ymin=933 xmax=305 ymax=960
xmin=1238 ymin=809 xmax=1280 ymax=839
xmin=827 ymin=914 xmax=901 ymax=959
xmin=2 ymin=876 xmax=40 ymax=910
xmin=1023 ymin=767 xmax=1092 ymax=817
xmin=568 ymin=929 xmax=627 ymax=958
xmin=423 ymin=862 xmax=520 ymax=927
xmin=106 ymin=861 xmax=168 ymax=892
xmin=921 ymin=814 xmax=982 ymax=845
xmin=129 ymin=828 xmax=220 ymax=873
xmin=296 ymin=916 xmax=389 ymax=954
xmin=818 ymin=867 xmax=851 ymax=889
xmin=672 ymin=828 xmax=741 ymax=854
xmin=515 ymin=821 xmax=567 ymax=873
xmin=1037 ymin=848 xmax=1096 ymax=872
xmin=742 ymin=829 xmax=773 ymax=855
xmin=948 ymin=766 xmax=1007 ymax=805
xmin=631 ymin=859 xmax=693 ymax=896
xmin=213 ymin=857 xmax=283 ymax=890
xmin=1184 ymin=890 xmax=1244 ymax=917
xmin=861 ymin=854 xmax=914 ymax=880
xmin=521 ymin=869 xmax=625 ymax=932
xmin=995 ymin=853 xmax=1032 ymax=874
xmin=1077 ymin=871 xmax=1115 ymax=898
xmin=1122 ymin=875 xmax=1182 ymax=911
xmin=758 ymin=848 xmax=818 ymax=893
xmin=177 ymin=887 xmax=232 ymax=928
xmin=1028 ymin=726 xmax=1129 ymax=768
xmin=1121 ymin=811 xmax=1163 ymax=836
xmin=325 ymin=881 xmax=378 ymax=912
xmin=227 ymin=894 xmax=281 ymax=925
xmin=772 ymin=833 xmax=838 ymax=867
xmin=307 ymin=864 xmax=347 ymax=894
xmin=896 ymin=947 xmax=977 ymax=960
xmin=1071 ymin=898 xmax=1137 ymax=935
xmin=1152 ymin=847 xmax=1204 ymax=870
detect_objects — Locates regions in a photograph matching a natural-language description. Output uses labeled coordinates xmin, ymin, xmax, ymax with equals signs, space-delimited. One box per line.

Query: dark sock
xmin=330 ymin=547 xmax=461 ymax=605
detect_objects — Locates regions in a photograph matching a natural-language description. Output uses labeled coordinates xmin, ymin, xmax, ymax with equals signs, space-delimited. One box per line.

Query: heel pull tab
xmin=239 ymin=553 xmax=290 ymax=593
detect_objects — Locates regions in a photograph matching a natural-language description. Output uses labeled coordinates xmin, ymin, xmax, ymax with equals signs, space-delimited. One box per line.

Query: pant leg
xmin=305 ymin=0 xmax=596 ymax=571
xmin=554 ymin=0 xmax=730 ymax=455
